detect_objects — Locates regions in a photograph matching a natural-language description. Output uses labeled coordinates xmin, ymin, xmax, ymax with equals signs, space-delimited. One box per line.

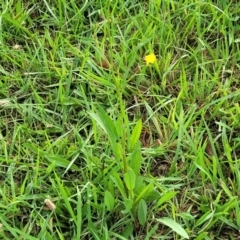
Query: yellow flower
xmin=144 ymin=53 xmax=156 ymax=65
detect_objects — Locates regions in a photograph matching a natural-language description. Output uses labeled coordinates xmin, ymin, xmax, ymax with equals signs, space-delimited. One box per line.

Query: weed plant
xmin=0 ymin=0 xmax=240 ymax=239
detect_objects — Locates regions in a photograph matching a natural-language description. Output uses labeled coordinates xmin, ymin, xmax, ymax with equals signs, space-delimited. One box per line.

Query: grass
xmin=0 ymin=0 xmax=240 ymax=239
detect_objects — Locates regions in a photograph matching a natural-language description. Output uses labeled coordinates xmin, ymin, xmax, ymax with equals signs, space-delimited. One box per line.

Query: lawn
xmin=0 ymin=0 xmax=240 ymax=239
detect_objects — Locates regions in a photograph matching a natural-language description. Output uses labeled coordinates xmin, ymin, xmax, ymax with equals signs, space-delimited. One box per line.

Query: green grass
xmin=0 ymin=0 xmax=240 ymax=239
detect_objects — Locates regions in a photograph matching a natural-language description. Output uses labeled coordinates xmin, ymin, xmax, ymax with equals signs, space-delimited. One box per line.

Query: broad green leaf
xmin=115 ymin=116 xmax=124 ymax=139
xmin=124 ymin=169 xmax=136 ymax=191
xmin=135 ymin=183 xmax=154 ymax=204
xmin=121 ymin=198 xmax=133 ymax=214
xmin=107 ymin=177 xmax=115 ymax=196
xmin=157 ymin=191 xmax=177 ymax=206
xmin=129 ymin=119 xmax=142 ymax=151
xmin=145 ymin=189 xmax=161 ymax=202
xmin=104 ymin=191 xmax=115 ymax=211
xmin=138 ymin=199 xmax=147 ymax=226
xmin=129 ymin=142 xmax=142 ymax=175
xmin=122 ymin=223 xmax=134 ymax=238
xmin=111 ymin=173 xmax=127 ymax=198
xmin=89 ymin=105 xmax=120 ymax=160
xmin=95 ymin=105 xmax=118 ymax=141
xmin=156 ymin=217 xmax=189 ymax=239
xmin=134 ymin=176 xmax=144 ymax=195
